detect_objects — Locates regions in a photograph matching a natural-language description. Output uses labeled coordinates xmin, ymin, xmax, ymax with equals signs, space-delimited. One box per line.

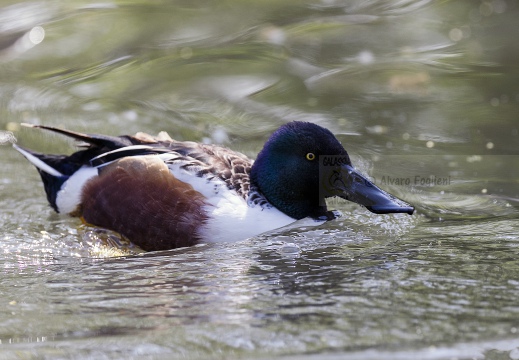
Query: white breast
xmin=166 ymin=162 xmax=296 ymax=243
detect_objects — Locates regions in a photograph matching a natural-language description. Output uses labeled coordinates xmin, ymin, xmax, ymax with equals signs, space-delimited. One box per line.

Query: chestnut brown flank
xmin=81 ymin=156 xmax=208 ymax=251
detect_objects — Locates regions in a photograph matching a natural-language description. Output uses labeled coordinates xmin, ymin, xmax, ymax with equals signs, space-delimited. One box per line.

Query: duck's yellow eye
xmin=306 ymin=152 xmax=316 ymax=161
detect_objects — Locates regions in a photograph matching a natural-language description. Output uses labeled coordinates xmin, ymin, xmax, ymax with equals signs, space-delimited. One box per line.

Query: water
xmin=1 ymin=0 xmax=518 ymax=359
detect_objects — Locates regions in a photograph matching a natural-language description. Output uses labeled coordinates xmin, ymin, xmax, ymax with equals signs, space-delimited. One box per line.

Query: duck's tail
xmin=13 ymin=144 xmax=70 ymax=212
xmin=13 ymin=124 xmax=136 ymax=212
xmin=19 ymin=123 xmax=135 ymax=148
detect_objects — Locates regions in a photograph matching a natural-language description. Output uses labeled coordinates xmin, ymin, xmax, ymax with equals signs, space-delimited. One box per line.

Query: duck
xmin=13 ymin=121 xmax=414 ymax=251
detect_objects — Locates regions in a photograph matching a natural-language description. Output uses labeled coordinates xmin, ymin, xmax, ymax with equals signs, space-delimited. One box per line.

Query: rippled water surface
xmin=1 ymin=1 xmax=518 ymax=359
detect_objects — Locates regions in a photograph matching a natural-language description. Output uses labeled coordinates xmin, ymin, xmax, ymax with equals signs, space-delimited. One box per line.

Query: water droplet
xmin=259 ymin=25 xmax=286 ymax=45
xmin=357 ymin=50 xmax=374 ymax=65
xmin=493 ymin=0 xmax=507 ymax=14
xmin=366 ymin=125 xmax=388 ymax=134
xmin=480 ymin=2 xmax=494 ymax=16
xmin=449 ymin=28 xmax=463 ymax=42
xmin=279 ymin=242 xmax=301 ymax=256
xmin=29 ymin=26 xmax=45 ymax=45
xmin=212 ymin=127 xmax=228 ymax=144
xmin=467 ymin=155 xmax=482 ymax=163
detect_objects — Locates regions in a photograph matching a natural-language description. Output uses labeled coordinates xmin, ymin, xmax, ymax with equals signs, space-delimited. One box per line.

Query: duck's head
xmin=250 ymin=121 xmax=414 ymax=219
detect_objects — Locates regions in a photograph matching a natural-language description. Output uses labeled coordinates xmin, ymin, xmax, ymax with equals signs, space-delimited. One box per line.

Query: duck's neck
xmin=249 ymin=164 xmax=328 ymax=220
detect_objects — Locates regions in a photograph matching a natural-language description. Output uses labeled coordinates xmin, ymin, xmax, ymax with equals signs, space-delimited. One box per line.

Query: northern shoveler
xmin=14 ymin=121 xmax=414 ymax=251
